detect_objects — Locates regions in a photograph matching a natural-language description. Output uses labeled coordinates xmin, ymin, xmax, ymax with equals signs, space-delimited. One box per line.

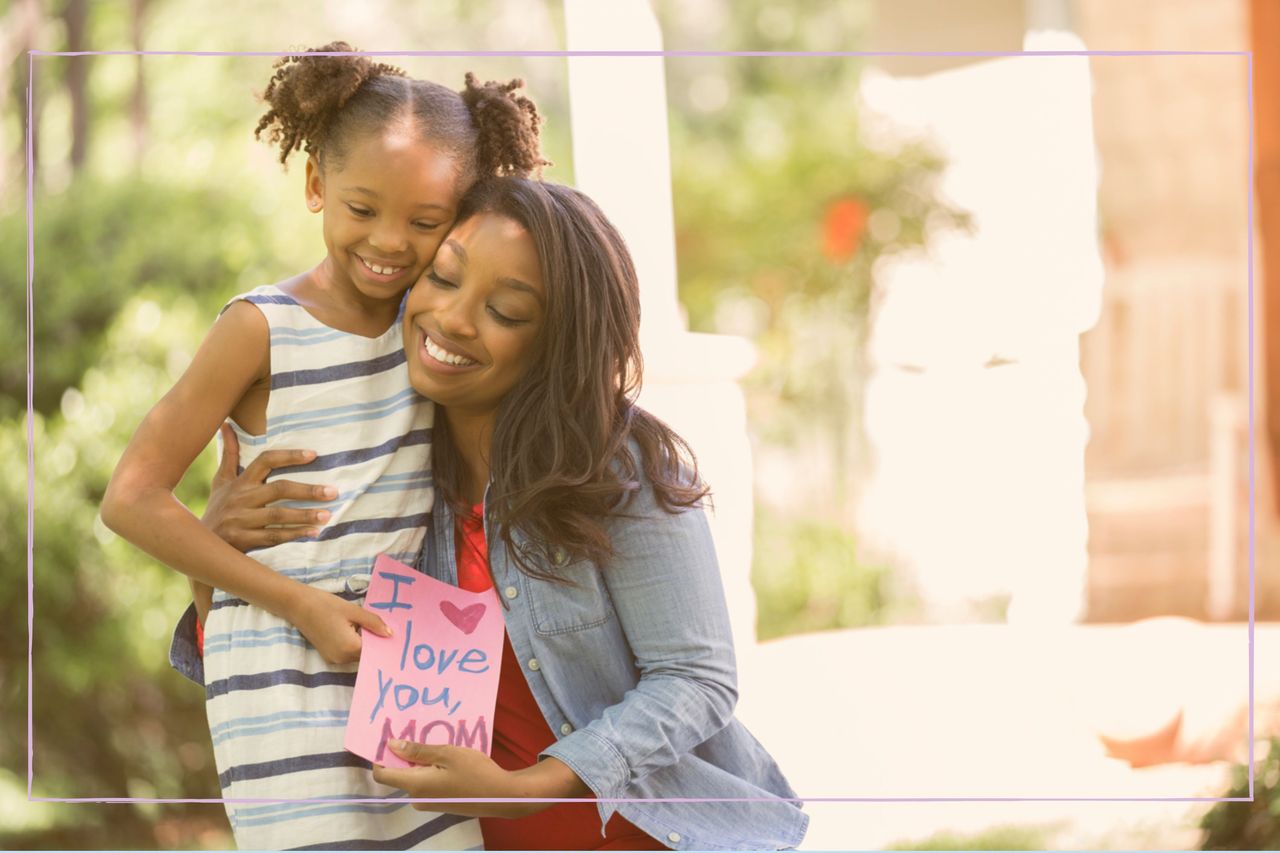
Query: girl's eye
xmin=346 ymin=204 xmax=373 ymax=217
xmin=426 ymin=270 xmax=457 ymax=289
xmin=413 ymin=221 xmax=442 ymax=232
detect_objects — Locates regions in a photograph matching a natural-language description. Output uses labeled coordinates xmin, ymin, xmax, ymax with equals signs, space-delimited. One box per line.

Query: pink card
xmin=344 ymin=554 xmax=504 ymax=768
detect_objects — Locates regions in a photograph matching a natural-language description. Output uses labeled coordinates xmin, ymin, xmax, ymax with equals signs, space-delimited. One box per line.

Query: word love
xmin=368 ymin=619 xmax=491 ymax=721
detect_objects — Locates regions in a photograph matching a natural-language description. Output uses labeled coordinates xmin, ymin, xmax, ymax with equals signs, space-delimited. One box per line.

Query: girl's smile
xmin=355 ymin=253 xmax=412 ymax=283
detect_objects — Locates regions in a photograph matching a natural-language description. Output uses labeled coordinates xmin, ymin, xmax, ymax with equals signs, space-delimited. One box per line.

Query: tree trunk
xmin=62 ymin=0 xmax=89 ymax=174
xmin=131 ymin=0 xmax=148 ymax=170
xmin=9 ymin=0 xmax=43 ymax=182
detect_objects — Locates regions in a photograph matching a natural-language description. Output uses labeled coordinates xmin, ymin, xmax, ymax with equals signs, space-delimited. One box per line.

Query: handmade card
xmin=344 ymin=554 xmax=504 ymax=768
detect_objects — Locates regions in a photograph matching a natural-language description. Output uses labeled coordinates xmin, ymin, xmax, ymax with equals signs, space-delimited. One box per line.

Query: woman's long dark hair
xmin=432 ymin=178 xmax=709 ymax=581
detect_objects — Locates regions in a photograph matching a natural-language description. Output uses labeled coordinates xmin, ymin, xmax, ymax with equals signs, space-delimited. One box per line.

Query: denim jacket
xmin=171 ymin=459 xmax=808 ymax=851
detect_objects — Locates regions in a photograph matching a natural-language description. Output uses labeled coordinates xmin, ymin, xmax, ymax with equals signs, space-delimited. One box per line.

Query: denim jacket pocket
xmin=525 ymin=561 xmax=616 ymax=636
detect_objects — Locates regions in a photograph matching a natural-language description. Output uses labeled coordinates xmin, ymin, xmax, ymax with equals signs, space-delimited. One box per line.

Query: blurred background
xmin=3 ymin=0 xmax=1278 ymax=849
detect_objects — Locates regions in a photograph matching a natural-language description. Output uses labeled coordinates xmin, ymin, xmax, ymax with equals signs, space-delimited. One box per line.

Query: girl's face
xmin=402 ymin=212 xmax=546 ymax=418
xmin=306 ymin=129 xmax=461 ymax=303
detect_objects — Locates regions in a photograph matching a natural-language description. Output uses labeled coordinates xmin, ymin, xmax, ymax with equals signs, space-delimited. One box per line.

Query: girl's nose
xmin=368 ymin=223 xmax=409 ymax=254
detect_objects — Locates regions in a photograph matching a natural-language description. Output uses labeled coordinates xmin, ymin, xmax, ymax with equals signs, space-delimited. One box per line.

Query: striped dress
xmin=201 ymin=284 xmax=482 ymax=851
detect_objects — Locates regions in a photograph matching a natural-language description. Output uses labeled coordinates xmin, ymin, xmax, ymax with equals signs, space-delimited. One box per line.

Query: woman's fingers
xmin=245 ymin=500 xmax=330 ymax=528
xmin=388 ymin=740 xmax=451 ymax=767
xmin=238 ymin=524 xmax=320 ymax=550
xmin=259 ymin=479 xmax=339 ymax=505
xmin=371 ymin=763 xmax=441 ymax=792
xmin=241 ymin=448 xmax=317 ymax=484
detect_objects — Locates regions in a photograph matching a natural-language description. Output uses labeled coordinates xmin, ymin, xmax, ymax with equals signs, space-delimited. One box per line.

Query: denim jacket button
xmin=667 ymin=832 xmax=681 ymax=844
xmin=504 ymin=585 xmax=519 ymax=600
xmin=553 ymin=547 xmax=568 ymax=565
xmin=528 ymin=658 xmax=540 ymax=671
xmin=559 ymin=722 xmax=573 ymax=735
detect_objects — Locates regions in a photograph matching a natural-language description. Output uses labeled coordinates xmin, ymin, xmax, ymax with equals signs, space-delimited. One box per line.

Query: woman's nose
xmin=436 ymin=295 xmax=478 ymax=339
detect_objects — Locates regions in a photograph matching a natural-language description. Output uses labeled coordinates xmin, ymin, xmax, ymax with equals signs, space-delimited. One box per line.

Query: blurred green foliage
xmin=2 ymin=291 xmax=234 ymax=847
xmin=1200 ymin=736 xmax=1280 ymax=850
xmin=752 ymin=502 xmax=904 ymax=641
xmin=0 ymin=180 xmax=283 ymax=419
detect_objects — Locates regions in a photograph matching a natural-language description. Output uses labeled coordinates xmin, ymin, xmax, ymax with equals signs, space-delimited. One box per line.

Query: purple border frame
xmin=25 ymin=48 xmax=1257 ymax=807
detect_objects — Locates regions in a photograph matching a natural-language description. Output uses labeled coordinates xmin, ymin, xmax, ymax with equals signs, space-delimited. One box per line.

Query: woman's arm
xmin=538 ymin=482 xmax=737 ymax=803
xmin=102 ymin=302 xmax=390 ymax=662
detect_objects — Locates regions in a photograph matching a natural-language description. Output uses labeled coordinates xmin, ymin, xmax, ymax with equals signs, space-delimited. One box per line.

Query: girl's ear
xmin=304 ymin=155 xmax=324 ymax=212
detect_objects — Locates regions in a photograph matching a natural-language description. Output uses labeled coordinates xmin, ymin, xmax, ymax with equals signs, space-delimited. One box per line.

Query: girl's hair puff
xmin=254 ymin=42 xmax=549 ymax=185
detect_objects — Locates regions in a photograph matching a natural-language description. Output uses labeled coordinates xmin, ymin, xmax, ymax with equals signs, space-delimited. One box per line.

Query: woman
xmin=185 ymin=177 xmax=808 ymax=850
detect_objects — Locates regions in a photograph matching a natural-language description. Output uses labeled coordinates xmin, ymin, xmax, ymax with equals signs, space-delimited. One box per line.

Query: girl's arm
xmin=102 ymin=301 xmax=390 ymax=662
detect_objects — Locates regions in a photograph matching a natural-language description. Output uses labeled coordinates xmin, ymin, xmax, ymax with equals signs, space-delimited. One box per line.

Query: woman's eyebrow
xmin=442 ymin=239 xmax=467 ymax=263
xmin=499 ymin=278 xmax=544 ymax=303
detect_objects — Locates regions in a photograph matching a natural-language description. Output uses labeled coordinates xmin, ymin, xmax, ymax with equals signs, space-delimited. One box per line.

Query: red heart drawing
xmin=440 ymin=600 xmax=486 ymax=635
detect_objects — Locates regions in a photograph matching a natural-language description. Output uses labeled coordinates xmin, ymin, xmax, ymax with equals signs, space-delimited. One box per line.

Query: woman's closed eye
xmin=487 ymin=306 xmax=524 ymax=327
xmin=346 ymin=203 xmax=373 ymax=217
xmin=426 ymin=269 xmax=457 ymax=289
xmin=427 ymin=271 xmax=527 ymax=327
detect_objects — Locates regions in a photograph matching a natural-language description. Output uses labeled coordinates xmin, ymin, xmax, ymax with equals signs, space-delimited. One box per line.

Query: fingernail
xmin=305 ymin=450 xmax=318 ymax=460
xmin=389 ymin=739 xmax=407 ymax=750
xmin=307 ymin=528 xmax=320 ymax=537
xmin=316 ymin=510 xmax=331 ymax=522
xmin=322 ymin=486 xmax=338 ymax=499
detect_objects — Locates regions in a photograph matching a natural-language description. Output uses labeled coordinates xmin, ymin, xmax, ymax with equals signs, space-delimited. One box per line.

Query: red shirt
xmin=455 ymin=505 xmax=664 ymax=851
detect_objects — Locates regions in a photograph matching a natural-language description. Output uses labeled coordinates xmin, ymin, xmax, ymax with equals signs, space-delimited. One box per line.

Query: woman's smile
xmin=417 ymin=326 xmax=482 ymax=372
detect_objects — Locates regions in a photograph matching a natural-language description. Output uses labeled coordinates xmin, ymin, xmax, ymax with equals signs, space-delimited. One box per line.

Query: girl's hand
xmin=372 ymin=741 xmax=590 ymax=819
xmin=203 ymin=423 xmax=338 ymax=551
xmin=290 ymin=584 xmax=393 ymax=665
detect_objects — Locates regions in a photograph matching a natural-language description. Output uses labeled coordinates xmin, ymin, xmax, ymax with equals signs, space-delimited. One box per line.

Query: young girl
xmin=103 ymin=43 xmax=544 ymax=850
xmin=198 ymin=178 xmax=810 ymax=850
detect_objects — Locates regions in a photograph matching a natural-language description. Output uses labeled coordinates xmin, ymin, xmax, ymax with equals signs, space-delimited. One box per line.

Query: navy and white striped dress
xmin=202 ymin=284 xmax=482 ymax=851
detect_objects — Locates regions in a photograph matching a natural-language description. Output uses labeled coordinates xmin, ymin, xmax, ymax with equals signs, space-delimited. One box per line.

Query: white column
xmin=563 ymin=0 xmax=682 ymax=342
xmin=562 ymin=0 xmax=760 ymax=650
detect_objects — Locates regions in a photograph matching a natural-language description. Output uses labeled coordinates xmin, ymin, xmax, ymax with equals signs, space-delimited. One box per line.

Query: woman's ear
xmin=304 ymin=155 xmax=324 ymax=212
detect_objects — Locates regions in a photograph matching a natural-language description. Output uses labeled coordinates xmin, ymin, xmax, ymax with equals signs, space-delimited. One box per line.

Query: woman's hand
xmin=288 ymin=584 xmax=392 ymax=665
xmin=202 ymin=422 xmax=338 ymax=552
xmin=372 ymin=741 xmax=589 ymax=819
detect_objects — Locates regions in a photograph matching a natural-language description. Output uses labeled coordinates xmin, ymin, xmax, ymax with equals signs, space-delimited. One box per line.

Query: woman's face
xmin=402 ymin=212 xmax=546 ymax=418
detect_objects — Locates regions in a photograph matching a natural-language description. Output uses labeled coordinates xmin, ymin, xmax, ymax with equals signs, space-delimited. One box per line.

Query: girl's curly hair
xmin=254 ymin=42 xmax=549 ymax=185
